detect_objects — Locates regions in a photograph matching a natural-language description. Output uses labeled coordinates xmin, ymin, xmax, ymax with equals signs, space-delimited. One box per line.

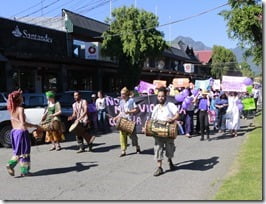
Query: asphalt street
xmin=0 ymin=116 xmax=257 ymax=200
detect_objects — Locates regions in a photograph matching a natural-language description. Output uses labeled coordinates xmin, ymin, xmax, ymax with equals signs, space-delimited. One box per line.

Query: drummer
xmin=113 ymin=87 xmax=141 ymax=157
xmin=68 ymin=91 xmax=95 ymax=153
xmin=150 ymin=87 xmax=179 ymax=176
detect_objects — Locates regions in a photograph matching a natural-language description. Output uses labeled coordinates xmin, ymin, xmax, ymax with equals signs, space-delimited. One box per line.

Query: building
xmin=0 ymin=9 xmax=209 ymax=94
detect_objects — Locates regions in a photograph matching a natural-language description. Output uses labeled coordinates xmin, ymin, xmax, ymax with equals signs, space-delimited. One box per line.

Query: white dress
xmin=226 ymin=96 xmax=240 ymax=130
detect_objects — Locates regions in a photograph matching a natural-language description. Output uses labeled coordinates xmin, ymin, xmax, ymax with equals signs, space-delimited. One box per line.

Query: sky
xmin=0 ymin=0 xmax=240 ymax=49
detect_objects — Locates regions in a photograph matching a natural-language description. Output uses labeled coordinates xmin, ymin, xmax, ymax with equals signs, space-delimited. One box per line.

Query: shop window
xmin=12 ymin=69 xmax=35 ymax=92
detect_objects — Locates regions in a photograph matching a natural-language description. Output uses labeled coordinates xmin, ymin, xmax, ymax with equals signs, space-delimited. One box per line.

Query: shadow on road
xmin=92 ymin=144 xmax=120 ymax=152
xmin=138 ymin=148 xmax=154 ymax=155
xmin=28 ymin=162 xmax=98 ymax=177
xmin=172 ymin=156 xmax=219 ymax=171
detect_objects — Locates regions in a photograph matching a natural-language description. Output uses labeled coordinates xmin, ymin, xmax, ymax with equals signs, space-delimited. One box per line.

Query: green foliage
xmin=220 ymin=1 xmax=262 ymax=65
xmin=239 ymin=61 xmax=255 ymax=78
xmin=211 ymin=45 xmax=238 ymax=79
xmin=101 ymin=6 xmax=167 ymax=88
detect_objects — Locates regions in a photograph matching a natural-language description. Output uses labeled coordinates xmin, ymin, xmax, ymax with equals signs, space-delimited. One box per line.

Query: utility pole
xmin=109 ymin=0 xmax=112 ymax=19
xmin=169 ymin=16 xmax=171 ymax=46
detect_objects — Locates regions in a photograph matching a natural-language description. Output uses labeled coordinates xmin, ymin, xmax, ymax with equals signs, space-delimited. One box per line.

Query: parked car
xmin=0 ymin=92 xmax=7 ymax=109
xmin=0 ymin=93 xmax=47 ymax=148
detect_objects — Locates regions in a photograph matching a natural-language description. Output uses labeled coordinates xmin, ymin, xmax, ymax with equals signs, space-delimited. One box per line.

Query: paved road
xmin=0 ymin=117 xmax=256 ymax=200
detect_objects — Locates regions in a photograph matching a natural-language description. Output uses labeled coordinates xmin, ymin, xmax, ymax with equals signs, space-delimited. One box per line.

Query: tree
xmin=211 ymin=45 xmax=238 ymax=79
xmin=220 ymin=0 xmax=262 ymax=65
xmin=239 ymin=61 xmax=255 ymax=78
xmin=101 ymin=6 xmax=167 ymax=89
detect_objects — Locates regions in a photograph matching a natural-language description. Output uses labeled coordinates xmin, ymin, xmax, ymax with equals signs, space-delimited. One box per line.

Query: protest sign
xmin=222 ymin=76 xmax=247 ymax=92
xmin=242 ymin=98 xmax=256 ymax=110
xmin=195 ymin=79 xmax=209 ymax=91
xmin=137 ymin=81 xmax=155 ymax=93
xmin=153 ymin=80 xmax=167 ymax=88
xmin=213 ymin=79 xmax=221 ymax=90
xmin=172 ymin=78 xmax=189 ymax=88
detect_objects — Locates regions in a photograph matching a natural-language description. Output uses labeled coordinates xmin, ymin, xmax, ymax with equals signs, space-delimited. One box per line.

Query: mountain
xmin=170 ymin=36 xmax=211 ymax=51
xmin=230 ymin=47 xmax=261 ymax=75
xmin=170 ymin=35 xmax=261 ymax=75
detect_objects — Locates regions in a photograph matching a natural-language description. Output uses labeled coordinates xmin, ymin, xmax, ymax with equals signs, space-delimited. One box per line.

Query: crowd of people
xmin=5 ymin=81 xmax=260 ymax=177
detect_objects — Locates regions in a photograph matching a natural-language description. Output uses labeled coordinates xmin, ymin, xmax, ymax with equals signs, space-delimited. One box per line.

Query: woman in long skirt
xmin=226 ymin=92 xmax=240 ymax=137
xmin=6 ymin=90 xmax=39 ymax=177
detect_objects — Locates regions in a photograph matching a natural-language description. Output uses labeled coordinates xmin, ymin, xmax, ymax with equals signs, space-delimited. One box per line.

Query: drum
xmin=40 ymin=118 xmax=62 ymax=132
xmin=69 ymin=121 xmax=94 ymax=144
xmin=69 ymin=121 xmax=85 ymax=137
xmin=115 ymin=117 xmax=136 ymax=135
xmin=145 ymin=120 xmax=177 ymax=139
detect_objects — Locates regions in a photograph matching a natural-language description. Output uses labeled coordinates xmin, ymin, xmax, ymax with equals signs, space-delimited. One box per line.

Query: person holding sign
xmin=150 ymin=87 xmax=179 ymax=176
xmin=113 ymin=87 xmax=141 ymax=157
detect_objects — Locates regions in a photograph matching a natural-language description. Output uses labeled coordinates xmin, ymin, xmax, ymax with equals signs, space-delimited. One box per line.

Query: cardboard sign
xmin=242 ymin=98 xmax=256 ymax=110
xmin=172 ymin=78 xmax=189 ymax=88
xmin=222 ymin=76 xmax=247 ymax=92
xmin=195 ymin=79 xmax=209 ymax=91
xmin=153 ymin=80 xmax=167 ymax=88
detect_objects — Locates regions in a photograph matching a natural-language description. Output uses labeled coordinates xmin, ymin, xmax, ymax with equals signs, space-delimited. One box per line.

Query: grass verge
xmin=214 ymin=113 xmax=262 ymax=200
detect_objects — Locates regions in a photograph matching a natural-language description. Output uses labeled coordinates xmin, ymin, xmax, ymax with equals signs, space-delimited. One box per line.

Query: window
xmin=28 ymin=96 xmax=44 ymax=107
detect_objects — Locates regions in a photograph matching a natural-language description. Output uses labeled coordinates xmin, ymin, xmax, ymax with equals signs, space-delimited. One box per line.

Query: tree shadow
xmin=171 ymin=156 xmax=219 ymax=172
xmin=21 ymin=162 xmax=98 ymax=177
xmin=92 ymin=144 xmax=120 ymax=153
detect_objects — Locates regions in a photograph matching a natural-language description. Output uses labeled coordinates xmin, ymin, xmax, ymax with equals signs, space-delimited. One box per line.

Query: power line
xmin=10 ymin=0 xmax=47 ymax=18
xmin=18 ymin=0 xmax=61 ymax=19
xmin=94 ymin=2 xmax=230 ymax=39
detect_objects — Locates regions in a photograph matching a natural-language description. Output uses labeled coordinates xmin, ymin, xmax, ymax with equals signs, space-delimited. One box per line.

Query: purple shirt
xmin=198 ymin=98 xmax=209 ymax=111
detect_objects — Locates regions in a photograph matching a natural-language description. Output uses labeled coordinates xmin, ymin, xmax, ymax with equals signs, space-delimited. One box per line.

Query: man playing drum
xmin=68 ymin=91 xmax=95 ymax=153
xmin=113 ymin=87 xmax=141 ymax=157
xmin=150 ymin=87 xmax=179 ymax=176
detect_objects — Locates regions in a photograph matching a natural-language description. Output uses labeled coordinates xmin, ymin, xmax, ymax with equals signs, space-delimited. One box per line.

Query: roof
xmin=194 ymin=50 xmax=212 ymax=64
xmin=62 ymin=9 xmax=109 ymax=37
xmin=163 ymin=47 xmax=199 ymax=64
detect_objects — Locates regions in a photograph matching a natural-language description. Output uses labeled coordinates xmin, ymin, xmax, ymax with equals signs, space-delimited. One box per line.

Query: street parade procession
xmin=4 ymin=76 xmax=261 ymax=178
xmin=0 ymin=0 xmax=262 ymax=201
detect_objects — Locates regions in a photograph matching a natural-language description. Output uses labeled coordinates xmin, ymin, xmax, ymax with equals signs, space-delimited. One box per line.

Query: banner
xmin=105 ymin=95 xmax=176 ymax=133
xmin=242 ymin=98 xmax=256 ymax=110
xmin=222 ymin=76 xmax=247 ymax=92
xmin=137 ymin=81 xmax=156 ymax=93
xmin=172 ymin=78 xmax=189 ymax=88
xmin=85 ymin=42 xmax=99 ymax=60
xmin=153 ymin=80 xmax=167 ymax=88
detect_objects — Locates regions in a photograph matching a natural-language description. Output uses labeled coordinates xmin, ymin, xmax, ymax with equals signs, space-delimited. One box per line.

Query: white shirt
xmin=151 ymin=102 xmax=178 ymax=121
xmin=96 ymin=98 xmax=106 ymax=110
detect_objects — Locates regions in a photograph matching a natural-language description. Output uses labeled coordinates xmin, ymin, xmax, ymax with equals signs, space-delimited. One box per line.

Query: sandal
xmin=6 ymin=165 xmax=15 ymax=176
xmin=49 ymin=146 xmax=56 ymax=151
xmin=56 ymin=146 xmax=62 ymax=151
xmin=120 ymin=151 xmax=126 ymax=157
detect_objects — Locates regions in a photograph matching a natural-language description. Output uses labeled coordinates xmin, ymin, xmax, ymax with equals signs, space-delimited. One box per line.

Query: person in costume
xmin=6 ymin=89 xmax=39 ymax=177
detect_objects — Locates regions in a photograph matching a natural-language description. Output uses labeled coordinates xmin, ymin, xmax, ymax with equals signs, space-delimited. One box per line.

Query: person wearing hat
xmin=196 ymin=90 xmax=210 ymax=141
xmin=113 ymin=87 xmax=141 ymax=157
xmin=41 ymin=91 xmax=65 ymax=151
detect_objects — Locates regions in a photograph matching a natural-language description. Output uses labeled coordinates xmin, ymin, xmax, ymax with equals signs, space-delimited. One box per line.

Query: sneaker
xmin=76 ymin=148 xmax=86 ymax=153
xmin=6 ymin=165 xmax=15 ymax=176
xmin=168 ymin=159 xmax=175 ymax=171
xmin=153 ymin=167 xmax=163 ymax=176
